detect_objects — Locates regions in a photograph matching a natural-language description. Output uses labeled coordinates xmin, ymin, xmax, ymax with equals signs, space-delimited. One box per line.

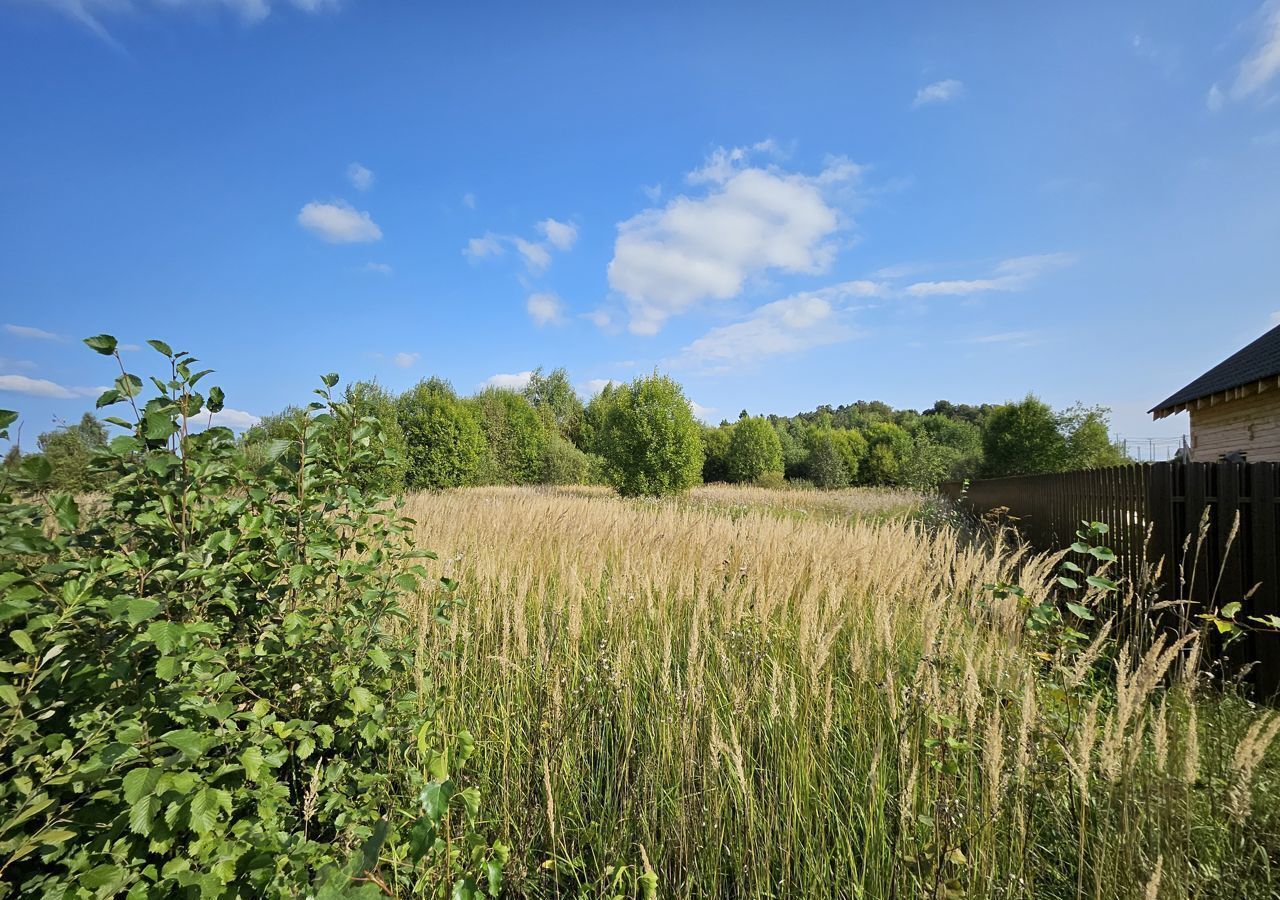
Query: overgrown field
xmin=404 ymin=485 xmax=1280 ymax=899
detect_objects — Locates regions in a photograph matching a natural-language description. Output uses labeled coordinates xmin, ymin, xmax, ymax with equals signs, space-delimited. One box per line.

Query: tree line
xmin=9 ymin=368 xmax=1128 ymax=497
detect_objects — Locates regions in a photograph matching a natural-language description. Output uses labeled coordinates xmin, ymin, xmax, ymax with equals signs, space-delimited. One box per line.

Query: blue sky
xmin=2 ymin=0 xmax=1279 ymax=456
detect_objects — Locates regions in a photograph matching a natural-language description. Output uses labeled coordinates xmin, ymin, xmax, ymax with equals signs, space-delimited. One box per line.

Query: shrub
xmin=33 ymin=412 xmax=109 ymax=493
xmin=344 ymin=380 xmax=409 ymax=492
xmin=523 ymin=367 xmax=584 ymax=445
xmin=466 ymin=387 xmax=547 ymax=485
xmin=862 ymin=422 xmax=912 ymax=485
xmin=596 ymin=374 xmax=703 ymax=497
xmin=752 ymin=470 xmax=788 ymax=490
xmin=981 ymin=395 xmax=1065 ymax=477
xmin=541 ymin=432 xmax=591 ymax=485
xmin=700 ymin=423 xmax=734 ymax=483
xmin=397 ymin=378 xmax=484 ymax=490
xmin=0 ymin=336 xmax=505 ymax=897
xmin=829 ymin=428 xmax=867 ymax=483
xmin=726 ymin=416 xmax=783 ymax=483
xmin=804 ymin=429 xmax=850 ymax=489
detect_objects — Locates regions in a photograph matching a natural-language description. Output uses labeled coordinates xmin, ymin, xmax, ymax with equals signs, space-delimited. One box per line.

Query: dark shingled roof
xmin=1151 ymin=323 xmax=1280 ymax=415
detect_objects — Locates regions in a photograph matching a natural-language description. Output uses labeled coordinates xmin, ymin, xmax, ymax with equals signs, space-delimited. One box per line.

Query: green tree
xmin=863 ymin=421 xmax=913 ymax=485
xmin=523 ymin=366 xmax=584 ymax=445
xmin=467 ymin=387 xmax=547 ymax=485
xmin=774 ymin=420 xmax=809 ymax=480
xmin=981 ymin=395 xmax=1067 ymax=477
xmin=830 ymin=428 xmax=867 ymax=483
xmin=916 ymin=414 xmax=984 ymax=480
xmin=727 ymin=416 xmax=784 ymax=483
xmin=396 ymin=378 xmax=484 ymax=490
xmin=701 ymin=423 xmax=734 ymax=483
xmin=343 ymin=380 xmax=408 ymax=492
xmin=804 ymin=429 xmax=851 ymax=489
xmin=35 ymin=412 xmax=108 ymax=492
xmin=541 ymin=432 xmax=592 ymax=484
xmin=1060 ymin=403 xmax=1128 ymax=470
xmin=596 ymin=374 xmax=703 ymax=496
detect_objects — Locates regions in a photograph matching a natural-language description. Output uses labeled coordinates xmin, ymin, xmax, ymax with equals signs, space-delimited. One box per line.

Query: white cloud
xmin=391 ymin=352 xmax=420 ymax=369
xmin=689 ymin=400 xmax=717 ymax=423
xmin=583 ymin=308 xmax=613 ymax=329
xmin=366 ymin=262 xmax=392 ymax=275
xmin=537 ymin=218 xmax=578 ymax=251
xmin=1229 ymin=1 xmax=1280 ymax=103
xmin=297 ymin=200 xmax=382 ymax=243
xmin=513 ymin=238 xmax=552 ymax=273
xmin=642 ymin=183 xmax=662 ymax=202
xmin=904 ymin=253 xmax=1076 ymax=297
xmin=464 ymin=233 xmax=504 ymax=261
xmin=207 ymin=407 xmax=261 ymax=430
xmin=581 ymin=378 xmax=621 ymax=396
xmin=913 ymin=79 xmax=965 ymax=107
xmin=467 ymin=217 xmax=577 ymax=274
xmin=669 ymin=281 xmax=881 ymax=374
xmin=347 ymin=162 xmax=374 ymax=191
xmin=964 ymin=331 xmax=1041 ymax=346
xmin=1207 ymin=83 xmax=1226 ymax=111
xmin=33 ymin=0 xmax=339 ymax=45
xmin=481 ymin=371 xmax=533 ymax=391
xmin=5 ymin=324 xmax=62 ymax=341
xmin=0 ymin=374 xmax=78 ymax=399
xmin=526 ymin=292 xmax=565 ymax=326
xmin=462 ymin=193 xmax=476 ymax=209
xmin=608 ymin=145 xmax=860 ymax=335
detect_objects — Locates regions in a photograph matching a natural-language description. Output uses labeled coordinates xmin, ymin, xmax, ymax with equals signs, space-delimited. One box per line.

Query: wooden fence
xmin=941 ymin=462 xmax=1280 ymax=692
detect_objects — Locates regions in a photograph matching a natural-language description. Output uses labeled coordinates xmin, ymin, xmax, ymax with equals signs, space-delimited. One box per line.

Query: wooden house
xmin=1150 ymin=323 xmax=1280 ymax=462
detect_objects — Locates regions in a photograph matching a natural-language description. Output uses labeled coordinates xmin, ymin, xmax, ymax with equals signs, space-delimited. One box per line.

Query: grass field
xmin=399 ymin=484 xmax=1280 ymax=899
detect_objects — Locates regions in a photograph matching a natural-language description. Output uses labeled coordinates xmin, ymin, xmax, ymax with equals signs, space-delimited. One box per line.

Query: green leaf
xmin=84 ymin=334 xmax=118 ymax=355
xmin=240 ymin=747 xmax=265 ymax=783
xmin=114 ymin=373 xmax=144 ymax=398
xmin=451 ymin=877 xmax=477 ymax=900
xmin=96 ymin=388 xmax=123 ymax=409
xmin=1085 ymin=575 xmax=1117 ymax=593
xmin=485 ymin=860 xmax=503 ymax=897
xmin=0 ymin=409 xmax=17 ymax=434
xmin=1056 ymin=576 xmax=1080 ymax=590
xmin=143 ymin=411 xmax=178 ymax=441
xmin=10 ymin=629 xmax=35 ymax=654
xmin=1065 ymin=602 xmax=1095 ymax=621
xmin=146 ymin=620 xmax=184 ymax=653
xmin=207 ymin=386 xmax=225 ymax=414
xmin=1222 ymin=601 xmax=1243 ymax=619
xmin=321 ymin=373 xmax=340 ymax=388
xmin=0 ymin=684 xmax=19 ymax=707
xmin=126 ymin=598 xmax=162 ymax=625
xmin=188 ymin=787 xmax=228 ymax=834
xmin=161 ymin=729 xmax=205 ymax=759
xmin=147 ymin=339 xmax=173 ymax=357
xmin=123 ymin=767 xmax=162 ymax=804
xmin=129 ymin=795 xmax=160 ymax=836
xmin=1060 ymin=560 xmax=1083 ymax=573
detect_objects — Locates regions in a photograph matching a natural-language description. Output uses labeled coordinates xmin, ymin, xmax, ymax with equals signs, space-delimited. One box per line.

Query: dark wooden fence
xmin=941 ymin=462 xmax=1280 ymax=692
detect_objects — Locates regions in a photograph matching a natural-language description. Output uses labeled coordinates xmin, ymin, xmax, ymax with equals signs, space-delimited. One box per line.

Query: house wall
xmin=1189 ymin=386 xmax=1280 ymax=462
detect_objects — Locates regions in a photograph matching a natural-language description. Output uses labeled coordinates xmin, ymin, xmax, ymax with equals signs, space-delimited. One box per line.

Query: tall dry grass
xmin=400 ymin=484 xmax=1280 ymax=899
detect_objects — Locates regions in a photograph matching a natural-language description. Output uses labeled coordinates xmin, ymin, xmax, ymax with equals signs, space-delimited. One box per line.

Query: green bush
xmin=829 ymin=428 xmax=867 ymax=483
xmin=862 ymin=422 xmax=912 ymax=486
xmin=803 ymin=429 xmax=851 ymax=489
xmin=523 ymin=367 xmax=584 ymax=446
xmin=541 ymin=432 xmax=591 ymax=485
xmin=32 ymin=412 xmax=109 ymax=493
xmin=0 ymin=337 xmax=505 ymax=898
xmin=397 ymin=378 xmax=484 ymax=490
xmin=344 ymin=380 xmax=409 ymax=492
xmin=596 ymin=375 xmax=703 ymax=497
xmin=726 ymin=416 xmax=783 ymax=483
xmin=700 ymin=424 xmax=733 ymax=483
xmin=466 ymin=388 xmax=547 ymax=485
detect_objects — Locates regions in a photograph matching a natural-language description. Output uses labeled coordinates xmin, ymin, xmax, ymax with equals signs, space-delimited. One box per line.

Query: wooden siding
xmin=1189 ymin=384 xmax=1280 ymax=462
